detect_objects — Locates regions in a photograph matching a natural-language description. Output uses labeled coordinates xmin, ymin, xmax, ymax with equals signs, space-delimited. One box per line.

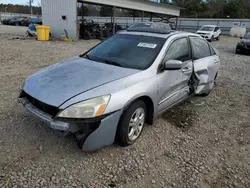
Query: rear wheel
xmin=216 ymin=35 xmax=220 ymax=40
xmin=116 ymin=100 xmax=146 ymax=146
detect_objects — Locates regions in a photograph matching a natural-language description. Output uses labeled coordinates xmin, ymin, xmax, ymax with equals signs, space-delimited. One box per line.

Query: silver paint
xmin=20 ymin=31 xmax=220 ymax=151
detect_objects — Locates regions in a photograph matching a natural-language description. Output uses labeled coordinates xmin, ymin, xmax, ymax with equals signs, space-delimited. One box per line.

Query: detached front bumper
xmin=18 ymin=97 xmax=70 ymax=131
xmin=18 ymin=97 xmax=122 ymax=151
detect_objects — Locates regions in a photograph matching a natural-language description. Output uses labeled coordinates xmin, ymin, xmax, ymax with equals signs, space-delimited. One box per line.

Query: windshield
xmin=85 ymin=34 xmax=166 ymax=70
xmin=244 ymin=33 xmax=250 ymax=39
xmin=200 ymin=26 xmax=214 ymax=31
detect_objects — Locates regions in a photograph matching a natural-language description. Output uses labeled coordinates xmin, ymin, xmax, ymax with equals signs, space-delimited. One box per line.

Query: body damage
xmin=19 ymin=31 xmax=220 ymax=151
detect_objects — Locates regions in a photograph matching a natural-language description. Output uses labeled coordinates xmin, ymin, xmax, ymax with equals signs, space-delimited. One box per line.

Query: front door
xmin=189 ymin=36 xmax=220 ymax=94
xmin=214 ymin=27 xmax=220 ymax=38
xmin=157 ymin=37 xmax=193 ymax=113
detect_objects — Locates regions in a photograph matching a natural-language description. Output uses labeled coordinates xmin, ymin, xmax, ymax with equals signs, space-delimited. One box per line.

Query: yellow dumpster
xmin=36 ymin=25 xmax=50 ymax=41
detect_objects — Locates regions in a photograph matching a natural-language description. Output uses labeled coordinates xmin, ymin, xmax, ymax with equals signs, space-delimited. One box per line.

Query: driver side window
xmin=164 ymin=38 xmax=190 ymax=62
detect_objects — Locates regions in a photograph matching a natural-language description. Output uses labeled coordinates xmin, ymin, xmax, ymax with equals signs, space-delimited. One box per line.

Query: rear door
xmin=189 ymin=36 xmax=220 ymax=94
xmin=157 ymin=37 xmax=193 ymax=113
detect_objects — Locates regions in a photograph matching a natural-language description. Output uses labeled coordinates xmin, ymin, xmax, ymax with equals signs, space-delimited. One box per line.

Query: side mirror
xmin=164 ymin=60 xmax=183 ymax=70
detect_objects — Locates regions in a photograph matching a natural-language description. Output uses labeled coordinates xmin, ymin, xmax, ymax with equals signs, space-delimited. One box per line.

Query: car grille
xmin=20 ymin=91 xmax=59 ymax=117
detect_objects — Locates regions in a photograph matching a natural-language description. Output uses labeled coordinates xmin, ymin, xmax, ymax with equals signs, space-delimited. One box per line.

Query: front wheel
xmin=116 ymin=100 xmax=146 ymax=146
xmin=209 ymin=35 xmax=214 ymax=42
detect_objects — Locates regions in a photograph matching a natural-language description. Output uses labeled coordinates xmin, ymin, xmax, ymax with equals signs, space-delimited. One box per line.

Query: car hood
xmin=23 ymin=56 xmax=140 ymax=107
xmin=241 ymin=39 xmax=250 ymax=45
xmin=197 ymin=31 xmax=212 ymax=34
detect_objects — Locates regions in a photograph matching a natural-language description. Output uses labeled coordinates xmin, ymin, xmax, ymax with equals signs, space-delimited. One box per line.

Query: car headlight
xmin=57 ymin=95 xmax=110 ymax=118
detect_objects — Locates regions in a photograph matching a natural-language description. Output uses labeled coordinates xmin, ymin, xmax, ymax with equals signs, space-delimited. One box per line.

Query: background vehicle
xmin=79 ymin=19 xmax=103 ymax=40
xmin=236 ymin=32 xmax=250 ymax=54
xmin=129 ymin=22 xmax=173 ymax=31
xmin=9 ymin=16 xmax=28 ymax=26
xmin=19 ymin=23 xmax=220 ymax=151
xmin=21 ymin=17 xmax=42 ymax=26
xmin=102 ymin=22 xmax=123 ymax=38
xmin=1 ymin=17 xmax=13 ymax=25
xmin=196 ymin=25 xmax=221 ymax=42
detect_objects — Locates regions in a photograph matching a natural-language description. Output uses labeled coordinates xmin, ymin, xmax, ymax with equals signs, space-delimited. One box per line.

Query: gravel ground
xmin=0 ymin=25 xmax=250 ymax=188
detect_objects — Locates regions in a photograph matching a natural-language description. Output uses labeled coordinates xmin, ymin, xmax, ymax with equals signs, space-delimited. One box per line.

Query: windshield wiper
xmin=80 ymin=54 xmax=93 ymax=60
xmin=84 ymin=54 xmax=92 ymax=60
xmin=101 ymin=59 xmax=123 ymax=67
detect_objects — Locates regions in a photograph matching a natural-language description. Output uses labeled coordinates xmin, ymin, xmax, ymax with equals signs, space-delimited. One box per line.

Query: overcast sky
xmin=1 ymin=0 xmax=40 ymax=6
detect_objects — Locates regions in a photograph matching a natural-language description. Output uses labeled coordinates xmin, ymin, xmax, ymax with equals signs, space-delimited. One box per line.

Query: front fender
xmin=104 ymin=77 xmax=158 ymax=115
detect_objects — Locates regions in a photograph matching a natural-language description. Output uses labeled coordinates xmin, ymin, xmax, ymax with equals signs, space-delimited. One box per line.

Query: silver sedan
xmin=18 ymin=25 xmax=220 ymax=151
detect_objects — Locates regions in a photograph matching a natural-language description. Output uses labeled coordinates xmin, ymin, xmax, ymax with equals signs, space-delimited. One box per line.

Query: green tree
xmin=160 ymin=0 xmax=170 ymax=3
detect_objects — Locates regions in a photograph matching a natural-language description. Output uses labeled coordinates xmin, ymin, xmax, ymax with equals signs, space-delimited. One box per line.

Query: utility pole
xmin=29 ymin=0 xmax=33 ymax=15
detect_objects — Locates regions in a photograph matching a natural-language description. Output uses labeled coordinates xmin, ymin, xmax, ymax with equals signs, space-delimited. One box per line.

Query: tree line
xmin=1 ymin=0 xmax=250 ymax=18
xmin=161 ymin=0 xmax=250 ymax=18
xmin=0 ymin=4 xmax=41 ymax=15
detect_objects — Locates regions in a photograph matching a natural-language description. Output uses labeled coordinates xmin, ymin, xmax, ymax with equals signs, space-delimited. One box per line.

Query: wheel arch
xmin=123 ymin=95 xmax=154 ymax=125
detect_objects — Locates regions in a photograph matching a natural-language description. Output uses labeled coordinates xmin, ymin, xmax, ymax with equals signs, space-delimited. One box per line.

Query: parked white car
xmin=196 ymin=25 xmax=221 ymax=42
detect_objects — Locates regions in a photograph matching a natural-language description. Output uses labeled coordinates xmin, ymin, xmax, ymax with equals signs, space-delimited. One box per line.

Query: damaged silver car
xmin=18 ymin=23 xmax=220 ymax=151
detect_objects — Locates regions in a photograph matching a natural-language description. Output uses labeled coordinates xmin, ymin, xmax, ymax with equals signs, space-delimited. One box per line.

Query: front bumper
xmin=18 ymin=97 xmax=122 ymax=151
xmin=197 ymin=34 xmax=211 ymax=39
xmin=1 ymin=21 xmax=9 ymax=25
xmin=236 ymin=44 xmax=250 ymax=54
xmin=18 ymin=97 xmax=70 ymax=131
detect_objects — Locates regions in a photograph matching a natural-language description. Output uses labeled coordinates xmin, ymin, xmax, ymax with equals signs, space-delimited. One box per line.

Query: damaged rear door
xmin=189 ymin=36 xmax=220 ymax=94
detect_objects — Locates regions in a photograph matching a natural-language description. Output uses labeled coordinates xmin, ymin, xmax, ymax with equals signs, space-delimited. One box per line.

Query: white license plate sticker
xmin=137 ymin=43 xmax=157 ymax=49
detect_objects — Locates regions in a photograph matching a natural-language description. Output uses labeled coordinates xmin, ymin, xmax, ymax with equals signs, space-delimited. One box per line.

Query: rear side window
xmin=165 ymin=38 xmax=190 ymax=62
xmin=190 ymin=37 xmax=211 ymax=60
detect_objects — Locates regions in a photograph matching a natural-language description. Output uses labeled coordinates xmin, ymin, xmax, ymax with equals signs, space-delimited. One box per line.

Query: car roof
xmin=119 ymin=30 xmax=201 ymax=39
xmin=202 ymin=25 xmax=218 ymax=28
xmin=119 ymin=22 xmax=202 ymax=39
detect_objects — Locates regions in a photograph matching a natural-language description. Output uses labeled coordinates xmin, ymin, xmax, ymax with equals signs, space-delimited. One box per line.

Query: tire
xmin=116 ymin=100 xmax=146 ymax=146
xmin=15 ymin=22 xmax=20 ymax=26
xmin=209 ymin=35 xmax=214 ymax=42
xmin=83 ymin=31 xmax=91 ymax=40
xmin=216 ymin=35 xmax=220 ymax=40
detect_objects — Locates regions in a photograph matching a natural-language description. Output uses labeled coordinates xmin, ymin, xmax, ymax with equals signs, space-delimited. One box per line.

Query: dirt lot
xmin=0 ymin=25 xmax=250 ymax=188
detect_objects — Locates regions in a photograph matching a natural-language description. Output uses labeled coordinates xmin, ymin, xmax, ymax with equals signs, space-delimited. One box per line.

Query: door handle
xmin=214 ymin=60 xmax=219 ymax=64
xmin=182 ymin=67 xmax=192 ymax=72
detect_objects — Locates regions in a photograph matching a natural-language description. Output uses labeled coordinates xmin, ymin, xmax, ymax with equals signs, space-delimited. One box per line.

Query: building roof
xmin=79 ymin=0 xmax=181 ymax=17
